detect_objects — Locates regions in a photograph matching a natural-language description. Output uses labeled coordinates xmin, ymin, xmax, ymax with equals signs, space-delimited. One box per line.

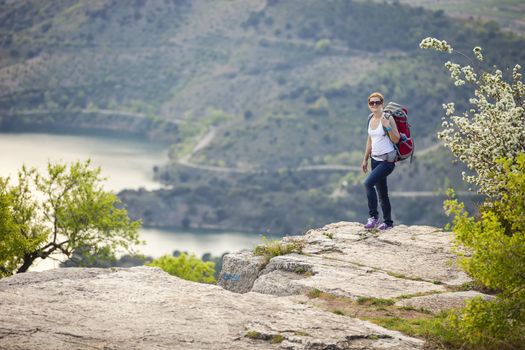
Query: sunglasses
xmin=368 ymin=100 xmax=383 ymax=106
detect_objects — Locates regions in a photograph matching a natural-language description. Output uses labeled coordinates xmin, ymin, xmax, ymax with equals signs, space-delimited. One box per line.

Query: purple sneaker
xmin=378 ymin=223 xmax=393 ymax=230
xmin=364 ymin=217 xmax=380 ymax=229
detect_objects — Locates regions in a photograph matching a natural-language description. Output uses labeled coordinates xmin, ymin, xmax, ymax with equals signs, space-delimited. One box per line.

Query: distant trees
xmin=147 ymin=253 xmax=216 ymax=283
xmin=307 ymin=96 xmax=330 ymax=116
xmin=314 ymin=38 xmax=331 ymax=54
xmin=0 ymin=160 xmax=141 ymax=278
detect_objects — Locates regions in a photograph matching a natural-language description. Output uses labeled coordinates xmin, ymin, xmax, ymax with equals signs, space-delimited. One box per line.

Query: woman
xmin=361 ymin=92 xmax=400 ymax=230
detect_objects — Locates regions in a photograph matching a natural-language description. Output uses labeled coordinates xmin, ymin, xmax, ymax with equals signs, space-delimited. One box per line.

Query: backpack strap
xmin=367 ymin=113 xmax=373 ymax=129
xmin=367 ymin=113 xmax=387 ymax=136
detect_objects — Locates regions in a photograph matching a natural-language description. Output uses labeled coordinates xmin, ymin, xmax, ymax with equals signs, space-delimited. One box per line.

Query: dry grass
xmin=305 ymin=290 xmax=459 ymax=349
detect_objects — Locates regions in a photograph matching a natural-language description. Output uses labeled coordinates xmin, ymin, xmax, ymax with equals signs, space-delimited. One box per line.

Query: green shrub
xmin=443 ymin=154 xmax=525 ymax=349
xmin=422 ymin=37 xmax=525 ymax=348
xmin=147 ymin=253 xmax=216 ymax=284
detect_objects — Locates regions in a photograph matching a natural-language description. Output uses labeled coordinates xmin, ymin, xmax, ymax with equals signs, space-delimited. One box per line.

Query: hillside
xmin=381 ymin=0 xmax=525 ymax=34
xmin=0 ymin=0 xmax=522 ymax=233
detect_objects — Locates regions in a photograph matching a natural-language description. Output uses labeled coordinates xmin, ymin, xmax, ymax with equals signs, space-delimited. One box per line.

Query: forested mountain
xmin=388 ymin=0 xmax=525 ymax=34
xmin=1 ymin=0 xmax=523 ymax=234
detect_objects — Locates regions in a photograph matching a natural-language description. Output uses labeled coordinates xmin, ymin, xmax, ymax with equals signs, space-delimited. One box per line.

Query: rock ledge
xmin=1 ymin=222 xmax=492 ymax=349
xmin=1 ymin=266 xmax=423 ymax=350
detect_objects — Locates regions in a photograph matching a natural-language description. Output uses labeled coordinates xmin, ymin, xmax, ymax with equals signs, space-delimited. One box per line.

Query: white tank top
xmin=368 ymin=117 xmax=395 ymax=161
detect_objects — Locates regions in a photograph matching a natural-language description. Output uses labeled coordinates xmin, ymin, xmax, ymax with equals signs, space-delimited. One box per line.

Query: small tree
xmin=420 ymin=37 xmax=525 ymax=198
xmin=147 ymin=253 xmax=216 ymax=284
xmin=0 ymin=179 xmax=34 ymax=277
xmin=0 ymin=160 xmax=141 ymax=277
xmin=421 ymin=38 xmax=525 ymax=348
xmin=444 ymin=154 xmax=525 ymax=349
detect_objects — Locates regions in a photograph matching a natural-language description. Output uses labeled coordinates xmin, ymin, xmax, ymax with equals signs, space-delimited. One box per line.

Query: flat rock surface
xmin=394 ymin=291 xmax=496 ymax=314
xmin=307 ymin=222 xmax=469 ymax=286
xmin=0 ymin=266 xmax=424 ymax=350
xmin=2 ymin=222 xmax=490 ymax=349
xmin=251 ymin=253 xmax=447 ymax=299
xmin=220 ymin=222 xmax=470 ymax=298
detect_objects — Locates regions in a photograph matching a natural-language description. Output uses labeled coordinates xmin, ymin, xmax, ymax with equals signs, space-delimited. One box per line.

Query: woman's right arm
xmin=361 ymin=136 xmax=371 ymax=173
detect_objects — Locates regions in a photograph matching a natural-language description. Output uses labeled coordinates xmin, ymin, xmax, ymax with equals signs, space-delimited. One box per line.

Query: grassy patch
xmin=271 ymin=335 xmax=284 ymax=344
xmin=294 ymin=330 xmax=311 ymax=337
xmin=356 ymin=297 xmax=395 ymax=307
xmin=366 ymin=313 xmax=461 ymax=349
xmin=446 ymin=280 xmax=500 ymax=295
xmin=323 ymin=231 xmax=334 ymax=239
xmin=253 ymin=236 xmax=305 ymax=264
xmin=397 ymin=305 xmax=433 ymax=314
xmin=245 ymin=330 xmax=261 ymax=339
xmin=245 ymin=331 xmax=285 ymax=344
xmin=385 ymin=270 xmax=425 ymax=282
xmin=293 ymin=265 xmax=312 ymax=275
xmin=305 ymin=290 xmax=469 ymax=349
xmin=396 ymin=291 xmax=444 ymax=300
xmin=307 ymin=288 xmax=322 ymax=298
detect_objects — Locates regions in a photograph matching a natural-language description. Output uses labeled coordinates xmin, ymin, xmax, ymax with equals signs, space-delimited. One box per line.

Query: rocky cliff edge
xmin=0 ymin=222 xmax=493 ymax=350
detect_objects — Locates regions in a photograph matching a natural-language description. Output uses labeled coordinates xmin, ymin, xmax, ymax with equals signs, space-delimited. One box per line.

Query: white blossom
xmin=424 ymin=38 xmax=525 ymax=197
xmin=461 ymin=66 xmax=477 ymax=83
xmin=513 ymin=64 xmax=522 ymax=81
xmin=419 ymin=37 xmax=453 ymax=53
xmin=473 ymin=46 xmax=483 ymax=61
xmin=443 ymin=103 xmax=455 ymax=116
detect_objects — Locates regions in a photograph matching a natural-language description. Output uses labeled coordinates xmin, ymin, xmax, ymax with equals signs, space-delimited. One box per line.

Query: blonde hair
xmin=368 ymin=92 xmax=384 ymax=103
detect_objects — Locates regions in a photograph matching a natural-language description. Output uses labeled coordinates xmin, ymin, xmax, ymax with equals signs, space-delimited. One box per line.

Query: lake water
xmin=0 ymin=132 xmax=168 ymax=192
xmin=0 ymin=132 xmax=269 ymax=270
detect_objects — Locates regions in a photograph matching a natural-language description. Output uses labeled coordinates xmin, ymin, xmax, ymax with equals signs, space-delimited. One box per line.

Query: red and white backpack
xmin=368 ymin=102 xmax=414 ymax=162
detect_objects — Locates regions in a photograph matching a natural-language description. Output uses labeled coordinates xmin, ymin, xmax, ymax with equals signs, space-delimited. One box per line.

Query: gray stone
xmin=395 ymin=291 xmax=496 ymax=314
xmin=220 ymin=222 xmax=468 ymax=298
xmin=253 ymin=253 xmax=446 ymax=299
xmin=252 ymin=270 xmax=312 ymax=296
xmin=311 ymin=223 xmax=470 ymax=286
xmin=0 ymin=266 xmax=423 ymax=350
xmin=218 ymin=249 xmax=267 ymax=293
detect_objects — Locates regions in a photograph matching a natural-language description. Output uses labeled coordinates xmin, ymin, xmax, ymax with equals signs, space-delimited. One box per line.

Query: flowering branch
xmin=420 ymin=37 xmax=525 ymax=198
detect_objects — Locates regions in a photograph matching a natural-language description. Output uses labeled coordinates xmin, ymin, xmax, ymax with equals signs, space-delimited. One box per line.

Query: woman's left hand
xmin=381 ymin=114 xmax=391 ymax=128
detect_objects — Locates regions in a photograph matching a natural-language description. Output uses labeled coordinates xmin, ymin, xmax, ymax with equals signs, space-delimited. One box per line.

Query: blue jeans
xmin=364 ymin=159 xmax=395 ymax=225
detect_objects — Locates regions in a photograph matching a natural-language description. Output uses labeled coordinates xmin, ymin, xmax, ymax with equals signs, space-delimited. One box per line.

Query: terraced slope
xmin=0 ymin=0 xmax=522 ymax=232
